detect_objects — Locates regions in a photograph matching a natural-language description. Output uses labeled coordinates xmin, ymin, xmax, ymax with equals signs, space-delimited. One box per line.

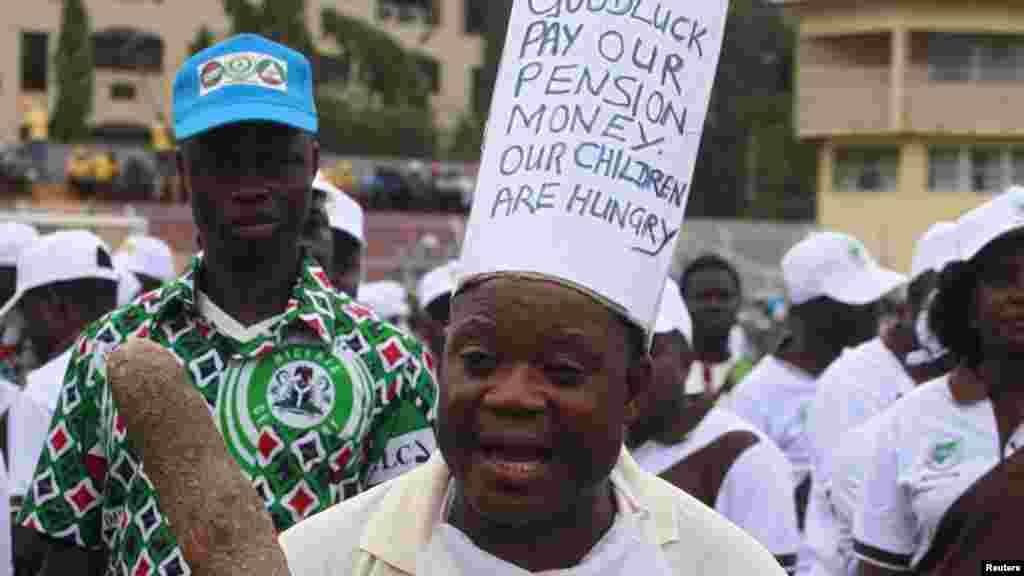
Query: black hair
xmin=929 ymin=258 xmax=983 ymax=367
xmin=680 ymin=253 xmax=742 ymax=297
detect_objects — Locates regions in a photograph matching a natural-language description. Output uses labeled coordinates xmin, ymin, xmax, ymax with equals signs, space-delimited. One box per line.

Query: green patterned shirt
xmin=16 ymin=255 xmax=438 ymax=575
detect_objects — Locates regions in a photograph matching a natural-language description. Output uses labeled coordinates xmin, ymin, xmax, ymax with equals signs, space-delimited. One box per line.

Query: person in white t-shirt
xmin=2 ymin=231 xmax=119 ymax=576
xmin=317 ymin=171 xmax=367 ymax=299
xmin=679 ymin=255 xmax=755 ymax=402
xmin=724 ymin=232 xmax=905 ymax=532
xmin=630 ymin=279 xmax=800 ymax=573
xmin=803 ymin=221 xmax=959 ymax=576
xmin=855 ymin=188 xmax=1024 ymax=575
xmin=0 ymin=223 xmax=39 ymax=383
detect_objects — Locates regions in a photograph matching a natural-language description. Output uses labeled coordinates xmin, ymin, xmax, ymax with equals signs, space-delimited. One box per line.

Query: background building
xmin=782 ymin=0 xmax=1024 ymax=271
xmin=0 ymin=0 xmax=484 ymax=145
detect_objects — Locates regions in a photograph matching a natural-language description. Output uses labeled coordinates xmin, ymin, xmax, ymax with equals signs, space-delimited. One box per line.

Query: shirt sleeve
xmin=853 ymin=414 xmax=915 ymax=572
xmin=715 ymin=440 xmax=800 ymax=574
xmin=15 ymin=335 xmax=107 ymax=551
xmin=721 ymin=382 xmax=769 ymax=439
xmin=9 ymin=391 xmax=52 ymax=498
xmin=362 ymin=322 xmax=438 ymax=487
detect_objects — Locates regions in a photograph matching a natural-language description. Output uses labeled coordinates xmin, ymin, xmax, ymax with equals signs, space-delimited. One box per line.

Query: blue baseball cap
xmin=173 ymin=33 xmax=317 ymax=140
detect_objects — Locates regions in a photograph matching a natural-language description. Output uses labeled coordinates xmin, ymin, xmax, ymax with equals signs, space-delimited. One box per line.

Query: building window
xmin=417 ymin=55 xmax=440 ymax=94
xmin=110 ymin=82 xmax=136 ymax=100
xmin=465 ymin=0 xmax=486 ymax=35
xmin=928 ymin=145 xmax=1024 ymax=193
xmin=93 ymin=29 xmax=164 ymax=72
xmin=20 ymin=31 xmax=48 ymax=92
xmin=928 ymin=147 xmax=961 ymax=191
xmin=833 ymin=147 xmax=899 ymax=193
xmin=378 ymin=0 xmax=436 ymax=25
xmin=929 ymin=33 xmax=1024 ymax=82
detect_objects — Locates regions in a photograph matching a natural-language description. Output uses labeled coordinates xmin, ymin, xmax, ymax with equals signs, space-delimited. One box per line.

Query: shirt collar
xmin=360 ymin=448 xmax=678 ymax=575
xmin=152 ymin=252 xmax=338 ymax=357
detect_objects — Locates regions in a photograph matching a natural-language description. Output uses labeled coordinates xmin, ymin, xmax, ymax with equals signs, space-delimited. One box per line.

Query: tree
xmin=49 ymin=0 xmax=94 ymax=142
xmin=188 ymin=25 xmax=216 ymax=56
xmin=688 ymin=0 xmax=816 ymax=221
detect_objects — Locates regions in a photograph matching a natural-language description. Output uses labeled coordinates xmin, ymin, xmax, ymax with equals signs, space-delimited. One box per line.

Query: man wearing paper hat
xmin=316 ymin=170 xmax=366 ymax=299
xmin=282 ymin=2 xmax=784 ymax=574
xmin=4 ymin=230 xmax=119 ymax=575
xmin=724 ymin=231 xmax=905 ymax=532
xmin=15 ymin=34 xmax=438 ymax=576
xmin=413 ymin=260 xmax=457 ymax=359
xmin=802 ymin=221 xmax=959 ymax=576
xmin=631 ymin=279 xmax=801 ymax=574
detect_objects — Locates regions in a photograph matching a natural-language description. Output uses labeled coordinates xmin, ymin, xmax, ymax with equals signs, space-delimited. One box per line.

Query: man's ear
xmin=624 ymin=352 xmax=652 ymax=428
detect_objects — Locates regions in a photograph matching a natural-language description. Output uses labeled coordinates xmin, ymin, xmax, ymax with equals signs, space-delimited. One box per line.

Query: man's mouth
xmin=477 ymin=441 xmax=554 ymax=484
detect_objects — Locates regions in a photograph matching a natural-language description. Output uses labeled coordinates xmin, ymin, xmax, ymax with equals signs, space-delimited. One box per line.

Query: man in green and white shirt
xmin=15 ymin=34 xmax=437 ymax=576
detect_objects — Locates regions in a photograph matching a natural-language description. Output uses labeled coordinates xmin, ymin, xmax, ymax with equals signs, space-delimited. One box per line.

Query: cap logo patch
xmin=198 ymin=52 xmax=288 ymax=96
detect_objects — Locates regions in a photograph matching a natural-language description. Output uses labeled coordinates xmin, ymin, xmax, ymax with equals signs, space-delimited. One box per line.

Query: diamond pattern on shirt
xmin=16 ymin=255 xmax=437 ymax=575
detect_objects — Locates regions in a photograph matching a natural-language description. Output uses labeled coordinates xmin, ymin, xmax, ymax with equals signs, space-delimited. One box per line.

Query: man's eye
xmin=460 ymin=350 xmax=497 ymax=377
xmin=545 ymin=362 xmax=584 ymax=387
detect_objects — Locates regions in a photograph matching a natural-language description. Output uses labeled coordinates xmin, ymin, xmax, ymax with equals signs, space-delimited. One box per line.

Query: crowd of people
xmin=0 ymin=31 xmax=1021 ymax=576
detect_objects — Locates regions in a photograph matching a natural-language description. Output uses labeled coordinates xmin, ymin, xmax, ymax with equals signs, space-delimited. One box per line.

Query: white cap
xmin=956 ymin=187 xmax=1024 ymax=262
xmin=113 ymin=235 xmax=176 ymax=281
xmin=315 ymin=171 xmax=366 ymax=246
xmin=910 ymin=221 xmax=959 ymax=280
xmin=417 ymin=260 xmax=457 ymax=311
xmin=358 ymin=280 xmax=411 ymax=320
xmin=0 ymin=230 xmax=121 ymax=318
xmin=454 ymin=0 xmax=728 ymax=338
xmin=654 ymin=278 xmax=693 ymax=344
xmin=117 ymin=264 xmax=142 ymax=306
xmin=782 ymin=231 xmax=906 ymax=306
xmin=0 ymin=222 xmax=39 ymax=267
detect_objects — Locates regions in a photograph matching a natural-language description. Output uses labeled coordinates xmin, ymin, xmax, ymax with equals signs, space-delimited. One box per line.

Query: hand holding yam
xmin=106 ymin=337 xmax=291 ymax=576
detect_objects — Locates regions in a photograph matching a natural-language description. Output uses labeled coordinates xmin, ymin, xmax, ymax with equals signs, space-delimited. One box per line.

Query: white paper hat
xmin=654 ymin=278 xmax=693 ymax=344
xmin=956 ymin=187 xmax=1024 ymax=262
xmin=910 ymin=221 xmax=959 ymax=280
xmin=0 ymin=222 xmax=39 ymax=267
xmin=782 ymin=231 xmax=906 ymax=306
xmin=117 ymin=264 xmax=143 ymax=306
xmin=113 ymin=235 xmax=176 ymax=281
xmin=0 ymin=230 xmax=121 ymax=318
xmin=315 ymin=171 xmax=366 ymax=246
xmin=454 ymin=0 xmax=729 ymax=336
xmin=358 ymin=280 xmax=411 ymax=320
xmin=418 ymin=260 xmax=457 ymax=311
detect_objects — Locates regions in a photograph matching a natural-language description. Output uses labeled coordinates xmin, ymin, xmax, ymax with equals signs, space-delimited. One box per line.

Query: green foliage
xmin=188 ymin=25 xmax=216 ymax=56
xmin=444 ymin=114 xmax=485 ymax=162
xmin=317 ymin=96 xmax=437 ymax=158
xmin=320 ymin=8 xmax=430 ymax=109
xmin=49 ymin=0 xmax=94 ymax=143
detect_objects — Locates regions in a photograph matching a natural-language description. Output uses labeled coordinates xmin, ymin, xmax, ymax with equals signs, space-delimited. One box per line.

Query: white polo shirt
xmin=632 ymin=408 xmax=800 ymax=572
xmin=805 ymin=414 xmax=886 ymax=576
xmin=0 ymin=451 xmax=9 ymax=576
xmin=9 ymin=348 xmax=73 ymax=497
xmin=722 ymin=355 xmax=816 ymax=486
xmin=853 ymin=376 xmax=1024 ymax=571
xmin=804 ymin=338 xmax=914 ymax=575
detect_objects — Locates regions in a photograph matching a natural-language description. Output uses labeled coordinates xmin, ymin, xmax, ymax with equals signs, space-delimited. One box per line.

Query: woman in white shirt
xmin=854 ymin=189 xmax=1024 ymax=576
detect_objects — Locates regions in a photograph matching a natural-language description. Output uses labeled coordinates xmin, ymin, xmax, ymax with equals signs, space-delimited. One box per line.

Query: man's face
xmin=178 ymin=122 xmax=317 ymax=268
xmin=441 ymin=277 xmax=639 ymax=527
xmin=684 ymin=267 xmax=740 ymax=340
xmin=19 ymin=287 xmax=65 ymax=361
xmin=974 ymin=239 xmax=1024 ymax=357
xmin=330 ymin=230 xmax=363 ymax=299
xmin=629 ymin=331 xmax=692 ymax=442
xmin=839 ymin=300 xmax=881 ymax=349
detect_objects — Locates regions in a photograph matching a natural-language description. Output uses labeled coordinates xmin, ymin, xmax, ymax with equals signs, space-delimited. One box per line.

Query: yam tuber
xmin=107 ymin=337 xmax=291 ymax=576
